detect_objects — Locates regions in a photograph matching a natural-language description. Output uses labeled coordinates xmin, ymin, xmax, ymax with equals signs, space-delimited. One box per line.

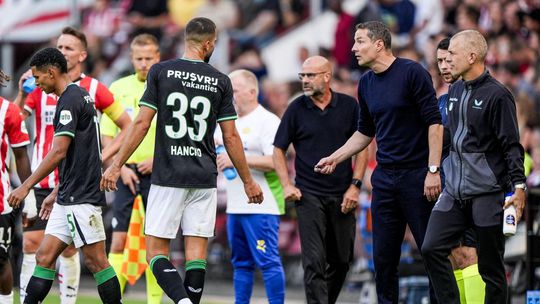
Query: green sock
xmin=463 ymin=264 xmax=486 ymax=304
xmin=108 ymin=253 xmax=127 ymax=294
xmin=145 ymin=266 xmax=164 ymax=304
xmin=454 ymin=269 xmax=466 ymax=304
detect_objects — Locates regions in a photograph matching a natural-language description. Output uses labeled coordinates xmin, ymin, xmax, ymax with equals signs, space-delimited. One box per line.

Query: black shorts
xmin=0 ymin=211 xmax=18 ymax=260
xmin=112 ymin=165 xmax=151 ymax=232
xmin=23 ymin=188 xmax=53 ymax=232
xmin=458 ymin=227 xmax=477 ymax=248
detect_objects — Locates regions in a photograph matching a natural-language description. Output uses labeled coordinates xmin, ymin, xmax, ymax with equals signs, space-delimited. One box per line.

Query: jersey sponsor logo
xmin=167 ymin=70 xmax=219 ymax=93
xmin=59 ymin=110 xmax=73 ymax=125
xmin=170 ymin=145 xmax=202 ymax=157
xmin=256 ymin=240 xmax=267 ymax=253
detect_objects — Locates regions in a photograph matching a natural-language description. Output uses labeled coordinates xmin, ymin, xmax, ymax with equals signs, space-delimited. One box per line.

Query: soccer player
xmin=215 ymin=69 xmax=285 ymax=303
xmin=100 ymin=33 xmax=163 ymax=303
xmin=13 ymin=26 xmax=131 ymax=304
xmin=8 ymin=47 xmax=122 ymax=304
xmin=0 ymin=69 xmax=32 ymax=304
xmin=100 ymin=17 xmax=264 ymax=304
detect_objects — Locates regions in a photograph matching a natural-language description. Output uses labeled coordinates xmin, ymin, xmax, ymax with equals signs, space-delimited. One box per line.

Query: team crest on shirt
xmin=256 ymin=240 xmax=267 ymax=253
xmin=59 ymin=110 xmax=72 ymax=125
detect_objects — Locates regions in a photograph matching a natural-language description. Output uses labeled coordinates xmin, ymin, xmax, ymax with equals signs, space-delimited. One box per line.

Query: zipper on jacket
xmin=455 ymin=85 xmax=471 ymax=200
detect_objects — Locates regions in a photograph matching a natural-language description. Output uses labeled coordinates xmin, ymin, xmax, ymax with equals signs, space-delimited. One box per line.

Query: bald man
xmin=421 ymin=30 xmax=526 ymax=304
xmin=273 ymin=56 xmax=368 ymax=303
xmin=215 ymin=69 xmax=285 ymax=303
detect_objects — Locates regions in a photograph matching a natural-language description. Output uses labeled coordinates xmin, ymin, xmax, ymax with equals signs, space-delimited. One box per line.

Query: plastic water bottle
xmin=216 ymin=145 xmax=237 ymax=180
xmin=22 ymin=76 xmax=36 ymax=93
xmin=503 ymin=192 xmax=517 ymax=236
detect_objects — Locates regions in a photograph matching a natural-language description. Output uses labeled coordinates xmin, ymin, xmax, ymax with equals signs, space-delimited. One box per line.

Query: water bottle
xmin=503 ymin=192 xmax=517 ymax=236
xmin=216 ymin=145 xmax=237 ymax=180
xmin=22 ymin=76 xmax=36 ymax=93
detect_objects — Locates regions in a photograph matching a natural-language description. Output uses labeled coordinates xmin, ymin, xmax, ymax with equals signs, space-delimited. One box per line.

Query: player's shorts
xmin=112 ymin=166 xmax=151 ymax=232
xmin=145 ymin=185 xmax=217 ymax=239
xmin=0 ymin=211 xmax=18 ymax=261
xmin=454 ymin=227 xmax=477 ymax=248
xmin=45 ymin=203 xmax=106 ymax=248
xmin=23 ymin=188 xmax=52 ymax=232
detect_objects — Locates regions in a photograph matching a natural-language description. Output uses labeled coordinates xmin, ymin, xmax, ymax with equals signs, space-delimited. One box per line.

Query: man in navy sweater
xmin=316 ymin=21 xmax=443 ymax=304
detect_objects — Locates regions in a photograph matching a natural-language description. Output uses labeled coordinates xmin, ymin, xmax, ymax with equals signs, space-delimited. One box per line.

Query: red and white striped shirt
xmin=24 ymin=74 xmax=115 ymax=189
xmin=0 ymin=97 xmax=30 ymax=214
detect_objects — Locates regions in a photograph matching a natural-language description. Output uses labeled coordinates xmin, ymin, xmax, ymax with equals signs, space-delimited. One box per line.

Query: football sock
xmin=463 ymin=264 xmax=485 ymax=304
xmin=108 ymin=252 xmax=127 ymax=294
xmin=184 ymin=260 xmax=206 ymax=304
xmin=24 ymin=266 xmax=55 ymax=304
xmin=94 ymin=266 xmax=122 ymax=304
xmin=145 ymin=266 xmax=164 ymax=304
xmin=58 ymin=252 xmax=80 ymax=304
xmin=149 ymin=255 xmax=190 ymax=303
xmin=20 ymin=253 xmax=36 ymax=303
xmin=454 ymin=269 xmax=466 ymax=304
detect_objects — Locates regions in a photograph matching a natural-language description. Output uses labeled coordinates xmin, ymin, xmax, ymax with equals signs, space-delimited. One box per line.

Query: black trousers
xmin=371 ymin=166 xmax=437 ymax=304
xmin=295 ymin=191 xmax=356 ymax=304
xmin=421 ymin=190 xmax=507 ymax=304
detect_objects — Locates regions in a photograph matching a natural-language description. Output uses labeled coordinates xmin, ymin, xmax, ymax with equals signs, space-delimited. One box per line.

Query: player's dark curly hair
xmin=0 ymin=69 xmax=10 ymax=87
xmin=186 ymin=17 xmax=216 ymax=43
xmin=29 ymin=47 xmax=68 ymax=73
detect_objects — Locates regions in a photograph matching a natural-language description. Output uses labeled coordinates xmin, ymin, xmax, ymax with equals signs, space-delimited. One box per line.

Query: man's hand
xmin=18 ymin=69 xmax=33 ymax=93
xmin=284 ymin=184 xmax=302 ymax=202
xmin=216 ymin=153 xmax=233 ymax=171
xmin=101 ymin=164 xmax=121 ymax=192
xmin=341 ymin=185 xmax=360 ymax=214
xmin=244 ymin=180 xmax=264 ymax=204
xmin=504 ymin=189 xmax=526 ymax=223
xmin=424 ymin=173 xmax=442 ymax=202
xmin=7 ymin=185 xmax=31 ymax=208
xmin=137 ymin=159 xmax=153 ymax=175
xmin=39 ymin=190 xmax=57 ymax=220
xmin=120 ymin=166 xmax=139 ymax=195
xmin=314 ymin=156 xmax=337 ymax=175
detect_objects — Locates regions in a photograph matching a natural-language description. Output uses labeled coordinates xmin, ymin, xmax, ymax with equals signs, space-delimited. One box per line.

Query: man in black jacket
xmin=421 ymin=30 xmax=527 ymax=304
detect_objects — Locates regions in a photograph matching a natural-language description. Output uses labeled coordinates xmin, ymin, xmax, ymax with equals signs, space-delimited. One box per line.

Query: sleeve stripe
xmin=217 ymin=115 xmax=238 ymax=122
xmin=140 ymin=101 xmax=157 ymax=111
xmin=54 ymin=131 xmax=75 ymax=138
xmin=23 ymin=105 xmax=33 ymax=114
xmin=11 ymin=140 xmax=30 ymax=148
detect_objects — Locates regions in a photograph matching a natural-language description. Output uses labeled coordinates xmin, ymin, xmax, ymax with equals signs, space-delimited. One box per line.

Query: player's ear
xmin=79 ymin=50 xmax=88 ymax=63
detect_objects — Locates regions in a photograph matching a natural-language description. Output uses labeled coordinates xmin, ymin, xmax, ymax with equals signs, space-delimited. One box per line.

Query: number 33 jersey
xmin=140 ymin=58 xmax=237 ymax=188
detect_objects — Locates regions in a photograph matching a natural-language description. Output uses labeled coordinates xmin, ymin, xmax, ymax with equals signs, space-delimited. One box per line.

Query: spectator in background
xmin=126 ymin=0 xmax=169 ymax=41
xmin=230 ymin=0 xmax=282 ymax=48
xmin=82 ymin=0 xmax=123 ymax=63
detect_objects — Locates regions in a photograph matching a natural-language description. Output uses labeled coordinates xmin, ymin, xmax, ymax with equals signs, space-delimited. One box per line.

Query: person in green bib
xmin=100 ymin=33 xmax=163 ymax=304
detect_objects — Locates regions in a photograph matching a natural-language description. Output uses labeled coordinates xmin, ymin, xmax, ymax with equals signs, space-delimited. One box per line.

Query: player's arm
xmin=101 ymin=107 xmax=132 ymax=162
xmin=12 ymin=146 xmax=32 ymax=183
xmin=100 ymin=106 xmax=155 ymax=191
xmin=8 ymin=135 xmax=71 ymax=208
xmin=315 ymin=131 xmax=373 ymax=174
xmin=220 ymin=119 xmax=263 ymax=204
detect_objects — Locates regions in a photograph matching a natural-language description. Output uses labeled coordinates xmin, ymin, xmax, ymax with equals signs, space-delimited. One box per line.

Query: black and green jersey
xmin=140 ymin=58 xmax=237 ymax=188
xmin=54 ymin=84 xmax=105 ymax=206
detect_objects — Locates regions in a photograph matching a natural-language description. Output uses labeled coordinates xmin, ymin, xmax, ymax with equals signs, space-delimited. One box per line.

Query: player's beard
xmin=204 ymin=50 xmax=214 ymax=63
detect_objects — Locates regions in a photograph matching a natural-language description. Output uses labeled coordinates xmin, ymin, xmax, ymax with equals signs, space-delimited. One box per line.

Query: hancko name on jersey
xmin=171 ymin=145 xmax=202 ymax=157
xmin=167 ymin=70 xmax=218 ymax=93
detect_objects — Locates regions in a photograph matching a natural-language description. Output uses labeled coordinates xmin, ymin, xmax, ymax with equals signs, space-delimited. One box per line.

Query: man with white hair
xmin=421 ymin=30 xmax=526 ymax=304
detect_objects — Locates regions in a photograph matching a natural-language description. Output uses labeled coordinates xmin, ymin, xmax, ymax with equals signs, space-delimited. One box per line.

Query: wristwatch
xmin=515 ymin=183 xmax=527 ymax=191
xmin=351 ymin=178 xmax=363 ymax=189
xmin=428 ymin=165 xmax=440 ymax=174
